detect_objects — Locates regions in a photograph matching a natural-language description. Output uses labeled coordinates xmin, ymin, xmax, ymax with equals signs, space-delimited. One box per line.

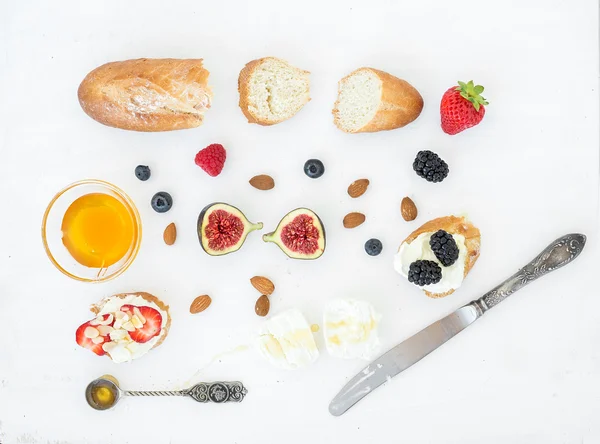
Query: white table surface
xmin=1 ymin=1 xmax=599 ymax=443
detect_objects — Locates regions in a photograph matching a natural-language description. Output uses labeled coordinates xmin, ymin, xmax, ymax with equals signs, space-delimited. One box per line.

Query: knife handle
xmin=472 ymin=233 xmax=586 ymax=314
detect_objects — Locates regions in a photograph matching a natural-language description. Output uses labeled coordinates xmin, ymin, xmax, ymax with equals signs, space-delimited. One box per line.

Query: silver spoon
xmin=85 ymin=375 xmax=248 ymax=411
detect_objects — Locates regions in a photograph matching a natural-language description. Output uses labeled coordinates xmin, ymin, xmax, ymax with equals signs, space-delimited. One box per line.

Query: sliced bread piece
xmin=332 ymin=67 xmax=423 ymax=133
xmin=238 ymin=57 xmax=310 ymax=125
xmin=398 ymin=216 xmax=481 ymax=299
xmin=78 ymin=292 xmax=172 ymax=363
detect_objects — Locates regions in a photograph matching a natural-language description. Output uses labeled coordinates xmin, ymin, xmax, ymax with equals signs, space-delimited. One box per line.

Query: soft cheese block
xmin=256 ymin=309 xmax=319 ymax=370
xmin=323 ymin=299 xmax=381 ymax=360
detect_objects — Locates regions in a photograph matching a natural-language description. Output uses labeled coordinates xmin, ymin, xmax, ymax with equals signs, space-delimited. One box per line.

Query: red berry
xmin=75 ymin=315 xmax=112 ymax=356
xmin=121 ymin=305 xmax=163 ymax=344
xmin=195 ymin=143 xmax=226 ymax=177
xmin=440 ymin=81 xmax=488 ymax=135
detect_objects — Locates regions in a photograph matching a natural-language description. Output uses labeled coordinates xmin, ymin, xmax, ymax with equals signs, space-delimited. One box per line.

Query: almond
xmin=249 ymin=174 xmax=275 ymax=191
xmin=163 ymin=222 xmax=177 ymax=245
xmin=99 ymin=314 xmax=114 ymax=326
xmin=84 ymin=326 xmax=100 ymax=339
xmin=347 ymin=179 xmax=370 ymax=198
xmin=122 ymin=321 xmax=135 ymax=332
xmin=400 ymin=197 xmax=418 ymax=221
xmin=131 ymin=315 xmax=143 ymax=329
xmin=343 ymin=212 xmax=366 ymax=229
xmin=133 ymin=306 xmax=146 ymax=324
xmin=190 ymin=295 xmax=212 ymax=314
xmin=255 ymin=295 xmax=270 ymax=317
xmin=250 ymin=276 xmax=275 ymax=296
xmin=97 ymin=325 xmax=114 ymax=336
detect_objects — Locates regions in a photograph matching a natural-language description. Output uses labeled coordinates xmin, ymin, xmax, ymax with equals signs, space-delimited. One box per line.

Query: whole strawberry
xmin=195 ymin=143 xmax=226 ymax=177
xmin=440 ymin=80 xmax=488 ymax=135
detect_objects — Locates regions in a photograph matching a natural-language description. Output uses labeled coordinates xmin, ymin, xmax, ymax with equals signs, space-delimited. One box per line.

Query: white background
xmin=1 ymin=1 xmax=599 ymax=443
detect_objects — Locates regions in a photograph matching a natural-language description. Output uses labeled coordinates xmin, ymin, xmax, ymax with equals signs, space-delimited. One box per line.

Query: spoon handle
xmin=123 ymin=390 xmax=185 ymax=397
xmin=122 ymin=381 xmax=248 ymax=403
xmin=183 ymin=381 xmax=248 ymax=403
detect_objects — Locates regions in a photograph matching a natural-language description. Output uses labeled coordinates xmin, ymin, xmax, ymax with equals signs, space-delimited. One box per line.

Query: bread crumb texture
xmin=241 ymin=57 xmax=310 ymax=125
xmin=333 ymin=68 xmax=381 ymax=132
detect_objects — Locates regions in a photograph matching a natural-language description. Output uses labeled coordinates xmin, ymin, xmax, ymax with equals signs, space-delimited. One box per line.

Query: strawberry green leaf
xmin=456 ymin=80 xmax=488 ymax=110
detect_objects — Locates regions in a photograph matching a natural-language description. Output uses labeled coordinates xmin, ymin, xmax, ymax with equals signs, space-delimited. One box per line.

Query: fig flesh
xmin=198 ymin=203 xmax=263 ymax=256
xmin=263 ymin=208 xmax=325 ymax=260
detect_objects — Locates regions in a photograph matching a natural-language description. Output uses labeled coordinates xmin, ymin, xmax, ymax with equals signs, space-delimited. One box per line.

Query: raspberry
xmin=195 ymin=144 xmax=226 ymax=177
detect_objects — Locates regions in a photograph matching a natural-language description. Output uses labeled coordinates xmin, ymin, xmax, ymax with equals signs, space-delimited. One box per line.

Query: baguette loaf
xmin=238 ymin=57 xmax=310 ymax=125
xmin=333 ymin=68 xmax=423 ymax=133
xmin=78 ymin=58 xmax=212 ymax=132
xmin=400 ymin=216 xmax=480 ymax=298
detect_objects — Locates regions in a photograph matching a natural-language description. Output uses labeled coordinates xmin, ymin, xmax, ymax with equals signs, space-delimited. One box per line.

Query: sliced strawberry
xmin=75 ymin=315 xmax=111 ymax=356
xmin=121 ymin=305 xmax=162 ymax=344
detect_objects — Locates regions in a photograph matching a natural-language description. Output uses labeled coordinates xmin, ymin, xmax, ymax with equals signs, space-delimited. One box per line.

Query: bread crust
xmin=238 ymin=57 xmax=310 ymax=125
xmin=78 ymin=58 xmax=211 ymax=132
xmin=333 ymin=67 xmax=423 ymax=133
xmin=401 ymin=216 xmax=481 ymax=298
xmin=90 ymin=291 xmax=172 ymax=353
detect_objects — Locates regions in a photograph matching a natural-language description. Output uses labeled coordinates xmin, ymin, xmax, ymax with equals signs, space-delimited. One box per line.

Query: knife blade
xmin=329 ymin=233 xmax=586 ymax=416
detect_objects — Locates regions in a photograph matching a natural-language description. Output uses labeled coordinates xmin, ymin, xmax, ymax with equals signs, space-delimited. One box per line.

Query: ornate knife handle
xmin=124 ymin=381 xmax=248 ymax=403
xmin=472 ymin=233 xmax=585 ymax=314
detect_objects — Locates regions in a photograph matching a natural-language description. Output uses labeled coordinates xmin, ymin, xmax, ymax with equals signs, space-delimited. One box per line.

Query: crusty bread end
xmin=78 ymin=58 xmax=212 ymax=132
xmin=333 ymin=67 xmax=423 ymax=133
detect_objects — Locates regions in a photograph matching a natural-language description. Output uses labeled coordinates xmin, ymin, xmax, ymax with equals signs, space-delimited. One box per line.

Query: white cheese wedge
xmin=256 ymin=309 xmax=319 ymax=370
xmin=323 ymin=299 xmax=381 ymax=360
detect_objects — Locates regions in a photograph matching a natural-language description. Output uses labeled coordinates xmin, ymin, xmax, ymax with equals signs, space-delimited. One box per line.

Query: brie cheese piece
xmin=256 ymin=309 xmax=319 ymax=370
xmin=323 ymin=299 xmax=381 ymax=360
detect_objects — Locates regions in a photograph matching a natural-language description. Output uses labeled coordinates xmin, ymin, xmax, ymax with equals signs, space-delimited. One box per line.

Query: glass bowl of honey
xmin=42 ymin=179 xmax=142 ymax=282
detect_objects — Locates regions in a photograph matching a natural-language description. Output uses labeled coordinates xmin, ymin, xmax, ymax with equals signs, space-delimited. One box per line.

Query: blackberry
xmin=364 ymin=238 xmax=383 ymax=256
xmin=151 ymin=192 xmax=173 ymax=213
xmin=304 ymin=159 xmax=325 ymax=179
xmin=408 ymin=260 xmax=442 ymax=286
xmin=412 ymin=150 xmax=449 ymax=183
xmin=429 ymin=230 xmax=459 ymax=266
xmin=135 ymin=165 xmax=151 ymax=181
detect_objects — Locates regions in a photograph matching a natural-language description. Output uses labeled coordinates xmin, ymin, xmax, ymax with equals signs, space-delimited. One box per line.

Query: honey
xmin=61 ymin=193 xmax=136 ymax=268
xmin=91 ymin=385 xmax=116 ymax=408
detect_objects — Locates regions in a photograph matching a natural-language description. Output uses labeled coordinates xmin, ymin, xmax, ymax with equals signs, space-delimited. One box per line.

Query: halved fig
xmin=263 ymin=208 xmax=325 ymax=260
xmin=198 ymin=203 xmax=263 ymax=256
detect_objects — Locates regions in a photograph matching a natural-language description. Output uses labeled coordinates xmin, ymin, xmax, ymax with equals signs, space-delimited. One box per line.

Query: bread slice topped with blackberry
xmin=332 ymin=67 xmax=423 ymax=133
xmin=393 ymin=216 xmax=481 ymax=298
xmin=238 ymin=57 xmax=310 ymax=125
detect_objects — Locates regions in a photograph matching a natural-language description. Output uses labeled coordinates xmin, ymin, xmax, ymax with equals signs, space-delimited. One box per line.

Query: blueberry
xmin=304 ymin=159 xmax=325 ymax=179
xmin=151 ymin=192 xmax=173 ymax=213
xmin=365 ymin=238 xmax=383 ymax=256
xmin=135 ymin=165 xmax=151 ymax=181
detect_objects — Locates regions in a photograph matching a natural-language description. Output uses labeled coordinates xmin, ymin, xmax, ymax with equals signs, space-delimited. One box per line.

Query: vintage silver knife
xmin=329 ymin=233 xmax=586 ymax=416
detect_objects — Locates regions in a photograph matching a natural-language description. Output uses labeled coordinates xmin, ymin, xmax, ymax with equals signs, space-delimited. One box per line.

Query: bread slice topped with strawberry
xmin=75 ymin=292 xmax=171 ymax=363
xmin=393 ymin=216 xmax=481 ymax=298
